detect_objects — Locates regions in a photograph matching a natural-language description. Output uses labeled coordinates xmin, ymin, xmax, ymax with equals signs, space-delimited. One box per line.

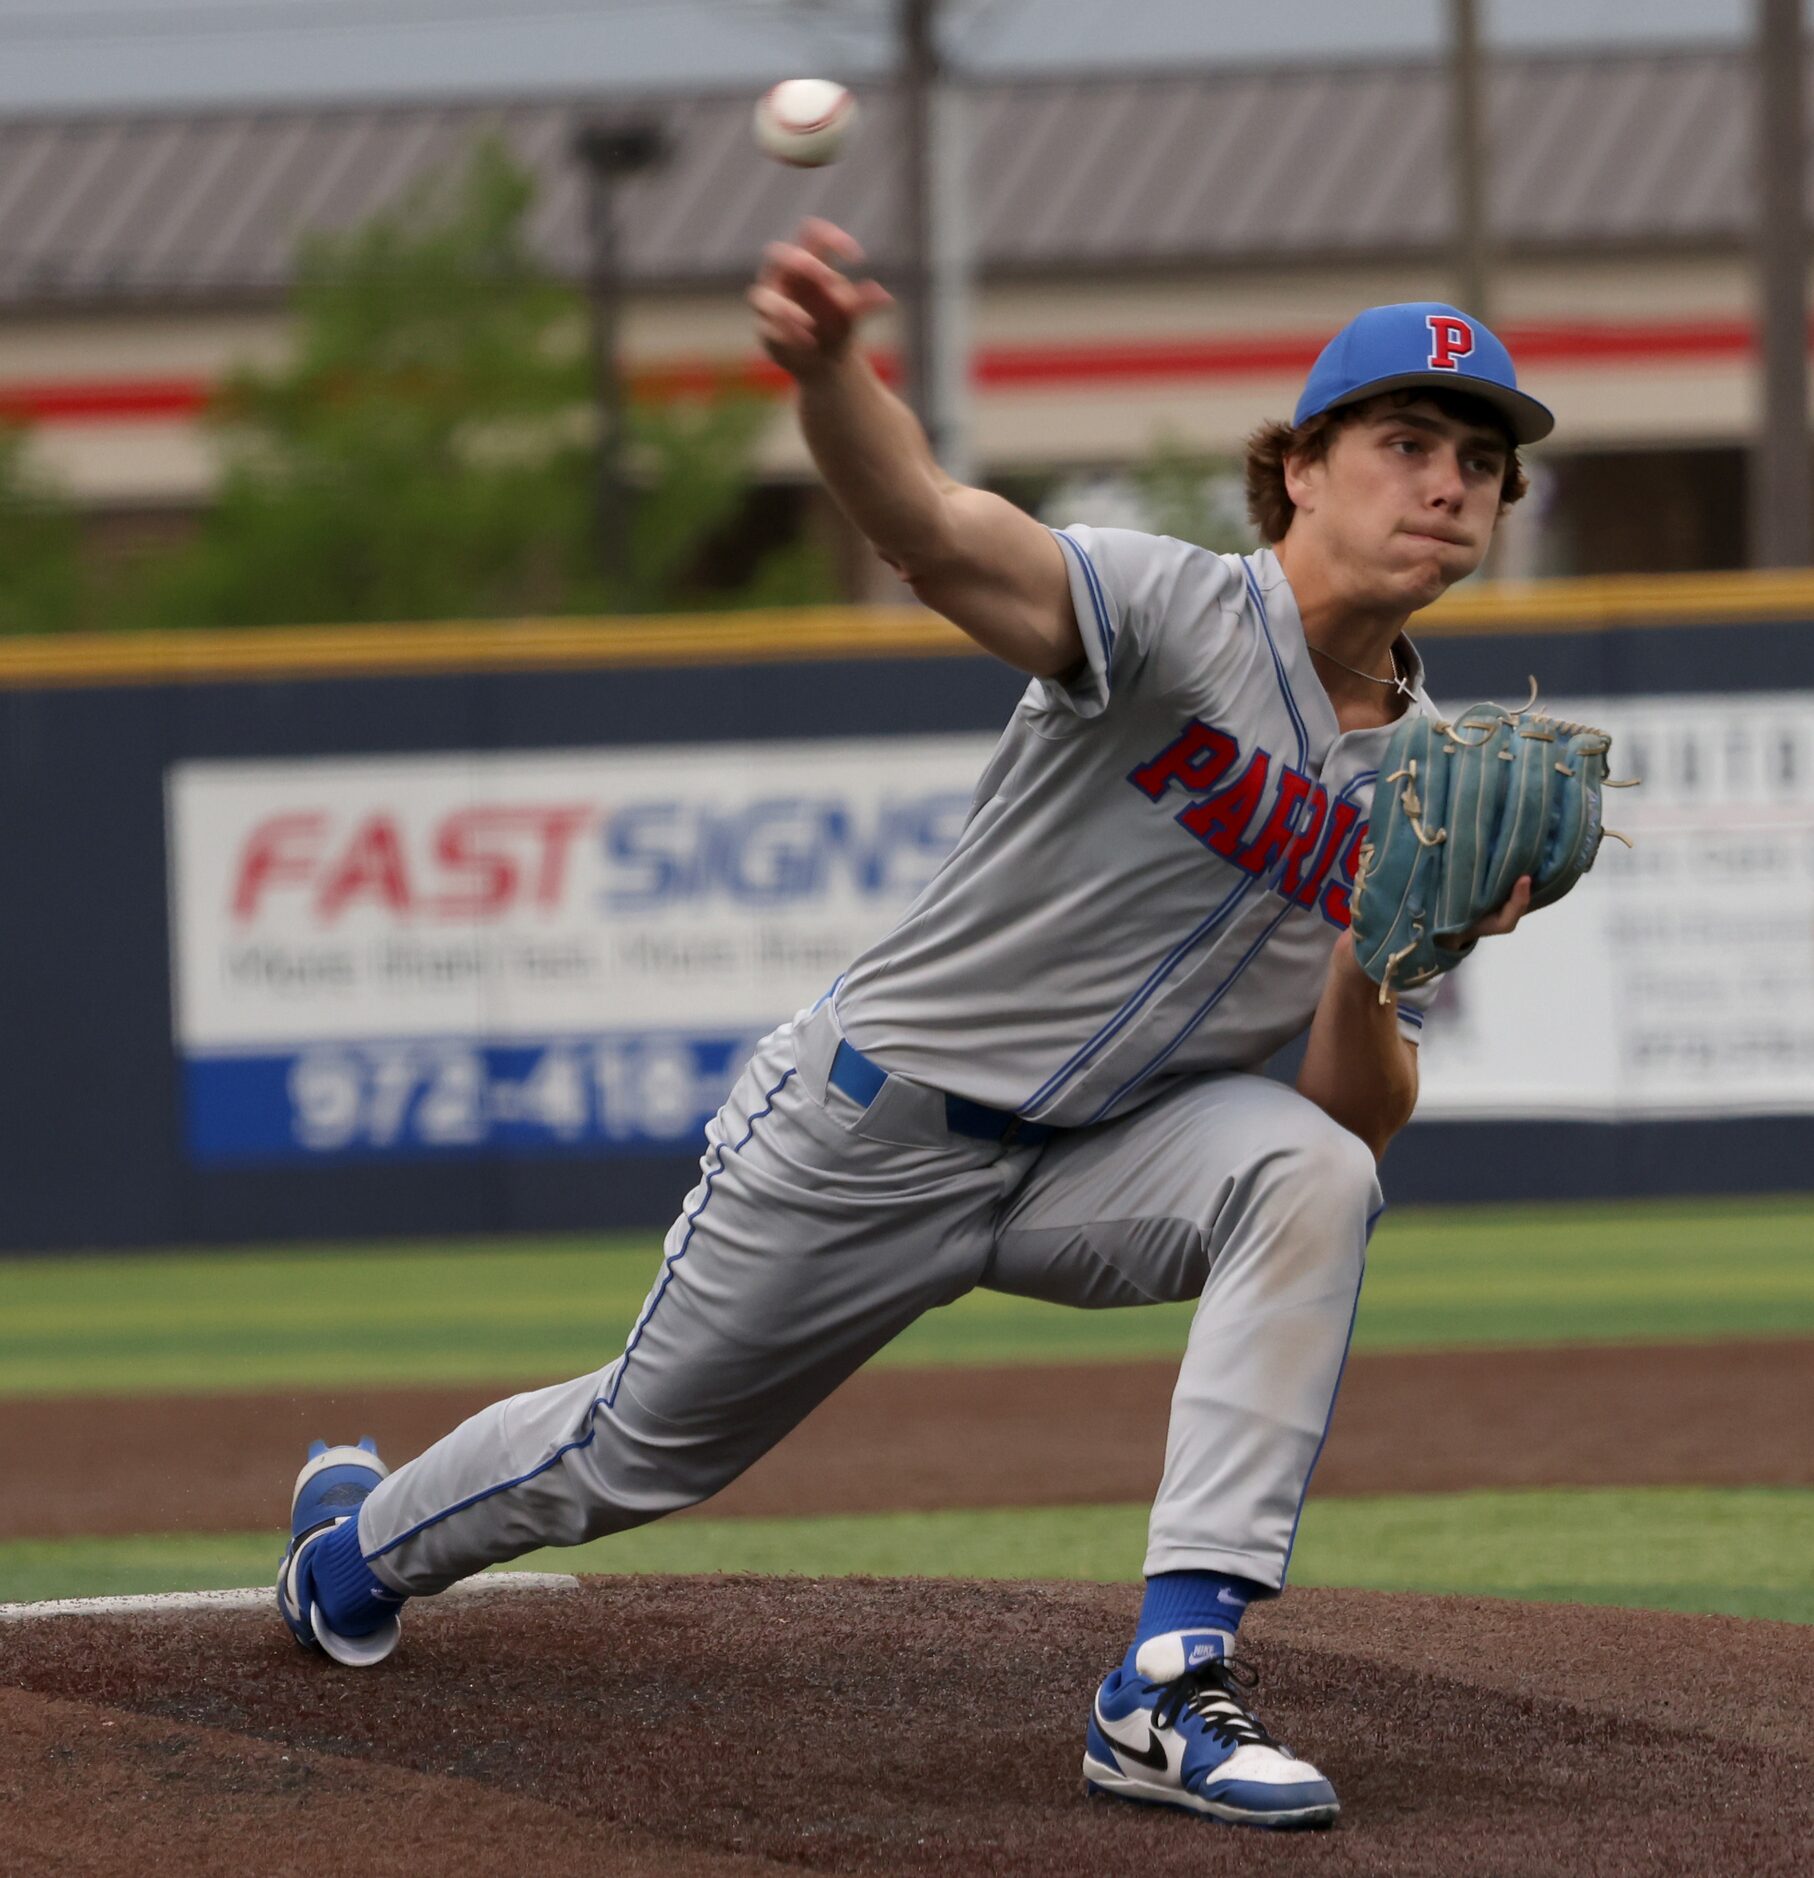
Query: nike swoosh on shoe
xmin=1094 ymin=1699 xmax=1169 ymax=1772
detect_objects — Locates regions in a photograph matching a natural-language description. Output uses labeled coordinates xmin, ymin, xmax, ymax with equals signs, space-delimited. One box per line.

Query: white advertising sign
xmin=167 ymin=693 xmax=1814 ymax=1165
xmin=1413 ymin=690 xmax=1814 ymax=1118
xmin=167 ymin=737 xmax=994 ymax=1162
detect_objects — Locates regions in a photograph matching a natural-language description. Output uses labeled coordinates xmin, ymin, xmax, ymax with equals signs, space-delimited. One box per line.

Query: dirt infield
xmin=4 ymin=1577 xmax=1811 ymax=1877
xmin=7 ymin=1338 xmax=1809 ymax=1540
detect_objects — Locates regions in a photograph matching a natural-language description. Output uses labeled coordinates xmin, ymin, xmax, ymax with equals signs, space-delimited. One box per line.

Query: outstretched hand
xmin=748 ymin=217 xmax=893 ymax=378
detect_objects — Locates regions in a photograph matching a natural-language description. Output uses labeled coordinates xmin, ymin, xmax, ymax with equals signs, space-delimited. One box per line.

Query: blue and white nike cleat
xmin=1082 ymin=1628 xmax=1339 ymax=1829
xmin=276 ymin=1437 xmax=403 ymax=1668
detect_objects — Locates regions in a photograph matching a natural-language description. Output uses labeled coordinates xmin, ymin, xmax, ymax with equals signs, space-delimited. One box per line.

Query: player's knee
xmin=1278 ymin=1108 xmax=1381 ymax=1220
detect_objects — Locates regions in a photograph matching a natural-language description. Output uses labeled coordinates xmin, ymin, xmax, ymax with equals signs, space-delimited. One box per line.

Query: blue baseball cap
xmin=1293 ymin=302 xmax=1554 ymax=445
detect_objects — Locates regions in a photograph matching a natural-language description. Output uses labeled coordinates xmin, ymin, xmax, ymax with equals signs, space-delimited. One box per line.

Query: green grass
xmin=3 ymin=1194 xmax=1810 ymax=1400
xmin=5 ymin=1488 xmax=1808 ymax=1624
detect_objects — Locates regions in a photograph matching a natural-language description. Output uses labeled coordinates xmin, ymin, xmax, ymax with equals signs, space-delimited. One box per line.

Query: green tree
xmin=1130 ymin=431 xmax=1254 ymax=554
xmin=0 ymin=425 xmax=87 ymax=635
xmin=135 ymin=140 xmax=828 ymax=629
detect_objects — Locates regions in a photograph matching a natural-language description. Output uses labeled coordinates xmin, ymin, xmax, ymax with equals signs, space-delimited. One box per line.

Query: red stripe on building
xmin=1501 ymin=319 xmax=1754 ymax=365
xmin=0 ymin=317 xmax=1784 ymax=425
xmin=975 ymin=335 xmax=1329 ymax=385
xmin=0 ymin=379 xmax=212 ymax=423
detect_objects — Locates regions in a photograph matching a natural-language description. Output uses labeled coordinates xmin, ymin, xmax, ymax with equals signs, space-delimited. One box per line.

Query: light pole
xmin=572 ymin=118 xmax=669 ymax=601
xmin=899 ymin=0 xmax=935 ymax=436
xmin=1752 ymin=0 xmax=1811 ymax=568
xmin=897 ymin=0 xmax=971 ymax=479
xmin=1449 ymin=0 xmax=1490 ymax=325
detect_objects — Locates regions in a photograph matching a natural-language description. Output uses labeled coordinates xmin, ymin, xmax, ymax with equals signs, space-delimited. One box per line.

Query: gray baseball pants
xmin=354 ymin=998 xmax=1381 ymax=1596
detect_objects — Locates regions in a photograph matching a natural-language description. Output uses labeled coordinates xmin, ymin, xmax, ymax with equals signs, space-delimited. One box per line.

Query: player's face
xmin=1293 ymin=401 xmax=1508 ymax=608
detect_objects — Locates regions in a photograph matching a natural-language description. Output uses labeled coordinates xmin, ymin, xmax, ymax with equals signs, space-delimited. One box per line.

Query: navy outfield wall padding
xmin=1410 ymin=617 xmax=1814 ymax=707
xmin=0 ymin=653 xmax=1027 ymax=1254
xmin=0 ymin=614 xmax=1808 ymax=1255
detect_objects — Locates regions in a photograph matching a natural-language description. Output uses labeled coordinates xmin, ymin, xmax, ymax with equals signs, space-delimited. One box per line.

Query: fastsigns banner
xmin=167 ymin=738 xmax=993 ymax=1163
xmin=168 ymin=693 xmax=1814 ymax=1164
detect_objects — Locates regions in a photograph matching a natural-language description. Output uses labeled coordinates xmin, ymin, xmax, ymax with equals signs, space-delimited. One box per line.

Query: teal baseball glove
xmin=1350 ymin=693 xmax=1630 ymax=998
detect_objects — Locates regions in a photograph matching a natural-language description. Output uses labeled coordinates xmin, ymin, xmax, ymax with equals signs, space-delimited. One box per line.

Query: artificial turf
xmin=5 ymin=1486 xmax=1810 ymax=1625
xmin=2 ymin=1194 xmax=1811 ymax=1399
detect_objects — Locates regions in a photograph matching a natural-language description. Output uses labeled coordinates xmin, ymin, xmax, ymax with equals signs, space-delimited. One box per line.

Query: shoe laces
xmin=1148 ymin=1656 xmax=1279 ymax=1752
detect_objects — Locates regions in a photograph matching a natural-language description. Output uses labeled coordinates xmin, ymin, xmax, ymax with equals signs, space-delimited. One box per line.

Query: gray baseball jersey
xmin=836 ymin=534 xmax=1436 ymax=1127
xmin=346 ymin=532 xmax=1429 ymax=1614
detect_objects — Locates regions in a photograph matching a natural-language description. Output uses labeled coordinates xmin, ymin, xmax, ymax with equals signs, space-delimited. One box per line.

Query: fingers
xmin=1472 ymin=874 xmax=1533 ymax=940
xmin=748 ymin=219 xmax=889 ymax=372
xmin=757 ymin=222 xmax=886 ymax=315
xmin=759 ymin=238 xmax=858 ymax=310
xmin=753 ymin=231 xmax=892 ymax=368
xmin=796 ymin=216 xmax=865 ymax=267
xmin=747 ymin=282 xmax=817 ymax=354
xmin=1439 ymin=874 xmax=1533 ymax=952
xmin=1491 ymin=875 xmax=1534 ymax=932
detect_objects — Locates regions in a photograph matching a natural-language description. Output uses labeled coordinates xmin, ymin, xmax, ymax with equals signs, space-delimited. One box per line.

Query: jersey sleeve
xmin=1394 ymin=976 xmax=1438 ymax=1045
xmin=1037 ymin=524 xmax=1235 ymax=719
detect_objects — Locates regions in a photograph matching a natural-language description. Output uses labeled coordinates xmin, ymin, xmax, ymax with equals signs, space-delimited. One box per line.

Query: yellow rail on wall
xmin=0 ymin=608 xmax=975 ymax=690
xmin=0 ymin=567 xmax=1810 ymax=691
xmin=1418 ymin=566 xmax=1814 ymax=635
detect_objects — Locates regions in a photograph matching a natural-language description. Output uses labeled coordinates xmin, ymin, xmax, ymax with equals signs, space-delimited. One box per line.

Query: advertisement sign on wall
xmin=168 ymin=691 xmax=1814 ymax=1166
xmin=167 ymin=738 xmax=994 ymax=1163
xmin=1413 ymin=690 xmax=1814 ymax=1119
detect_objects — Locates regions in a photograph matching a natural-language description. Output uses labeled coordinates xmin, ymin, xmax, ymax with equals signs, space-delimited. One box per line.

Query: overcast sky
xmin=0 ymin=0 xmax=1769 ymax=115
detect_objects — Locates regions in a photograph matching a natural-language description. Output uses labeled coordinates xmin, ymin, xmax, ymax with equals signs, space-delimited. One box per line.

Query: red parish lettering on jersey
xmin=1426 ymin=314 xmax=1476 ymax=372
xmin=1128 ymin=720 xmax=1365 ymax=930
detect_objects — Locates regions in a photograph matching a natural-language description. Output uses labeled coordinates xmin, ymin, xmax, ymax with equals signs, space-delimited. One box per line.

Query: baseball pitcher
xmin=277 ymin=218 xmax=1615 ymax=1831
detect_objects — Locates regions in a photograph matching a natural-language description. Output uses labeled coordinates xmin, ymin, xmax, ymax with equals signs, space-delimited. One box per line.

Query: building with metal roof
xmin=0 ymin=44 xmax=1793 ymax=578
xmin=0 ymin=47 xmax=1780 ymax=300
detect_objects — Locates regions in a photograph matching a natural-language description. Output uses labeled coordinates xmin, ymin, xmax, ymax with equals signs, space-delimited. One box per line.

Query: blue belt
xmin=829 ymin=1039 xmax=1056 ymax=1149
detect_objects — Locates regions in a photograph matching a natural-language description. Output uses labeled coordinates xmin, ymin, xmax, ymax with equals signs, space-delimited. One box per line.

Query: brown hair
xmin=1243 ymin=388 xmax=1530 ymax=544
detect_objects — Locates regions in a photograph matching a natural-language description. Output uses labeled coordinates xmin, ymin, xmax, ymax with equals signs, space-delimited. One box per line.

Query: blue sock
xmin=306 ymin=1518 xmax=405 ymax=1637
xmin=1133 ymin=1570 xmax=1263 ymax=1654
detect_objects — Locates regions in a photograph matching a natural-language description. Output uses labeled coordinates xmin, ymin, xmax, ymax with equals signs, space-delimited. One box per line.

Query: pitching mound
xmin=3 ymin=1578 xmax=1810 ymax=1877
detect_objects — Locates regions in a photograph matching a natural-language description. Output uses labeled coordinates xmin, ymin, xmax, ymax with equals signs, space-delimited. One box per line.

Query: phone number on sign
xmin=275 ymin=1036 xmax=759 ymax=1156
xmin=179 ymin=1029 xmax=766 ymax=1156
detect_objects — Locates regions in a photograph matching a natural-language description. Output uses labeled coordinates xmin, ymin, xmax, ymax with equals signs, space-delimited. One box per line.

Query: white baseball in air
xmin=753 ymin=79 xmax=857 ymax=168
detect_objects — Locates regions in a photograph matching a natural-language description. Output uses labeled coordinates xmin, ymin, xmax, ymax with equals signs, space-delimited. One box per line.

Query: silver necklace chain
xmin=1308 ymin=641 xmax=1417 ymax=702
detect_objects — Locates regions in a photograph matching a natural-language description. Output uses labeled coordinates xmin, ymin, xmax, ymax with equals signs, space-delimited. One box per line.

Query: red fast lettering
xmin=232 ymin=812 xmax=329 ymax=919
xmin=229 ymin=803 xmax=593 ymax=923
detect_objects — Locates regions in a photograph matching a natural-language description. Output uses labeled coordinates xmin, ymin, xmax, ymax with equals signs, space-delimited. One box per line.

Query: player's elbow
xmin=893 ymin=486 xmax=1084 ymax=676
xmin=911 ymin=574 xmax=1084 ymax=678
xmin=1363 ymin=1053 xmax=1420 ymax=1160
xmin=1341 ymin=1105 xmax=1410 ymax=1166
xmin=887 ymin=480 xmax=982 ymax=582
xmin=1301 ymin=1045 xmax=1418 ymax=1162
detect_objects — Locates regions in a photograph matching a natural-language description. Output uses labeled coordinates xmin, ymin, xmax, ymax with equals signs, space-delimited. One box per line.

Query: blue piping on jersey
xmin=1086 ymin=901 xmax=1296 ymax=1123
xmin=1023 ymin=873 xmax=1263 ymax=1113
xmin=365 ymin=1064 xmax=797 ymax=1566
xmin=1243 ymin=559 xmax=1309 ymax=770
xmin=1086 ymin=771 xmax=1377 ymax=1122
xmin=1279 ymin=1202 xmax=1381 ymax=1584
xmin=1019 ymin=559 xmax=1311 ymax=1117
xmin=1400 ymin=1006 xmax=1425 ymax=1029
xmin=1053 ymin=529 xmax=1115 ymax=672
xmin=365 ymin=1423 xmax=601 ymax=1565
xmin=603 ymin=1064 xmax=797 ymax=1410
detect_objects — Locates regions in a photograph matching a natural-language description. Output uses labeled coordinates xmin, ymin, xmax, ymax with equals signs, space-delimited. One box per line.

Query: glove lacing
xmin=1147 ymin=1656 xmax=1279 ymax=1753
